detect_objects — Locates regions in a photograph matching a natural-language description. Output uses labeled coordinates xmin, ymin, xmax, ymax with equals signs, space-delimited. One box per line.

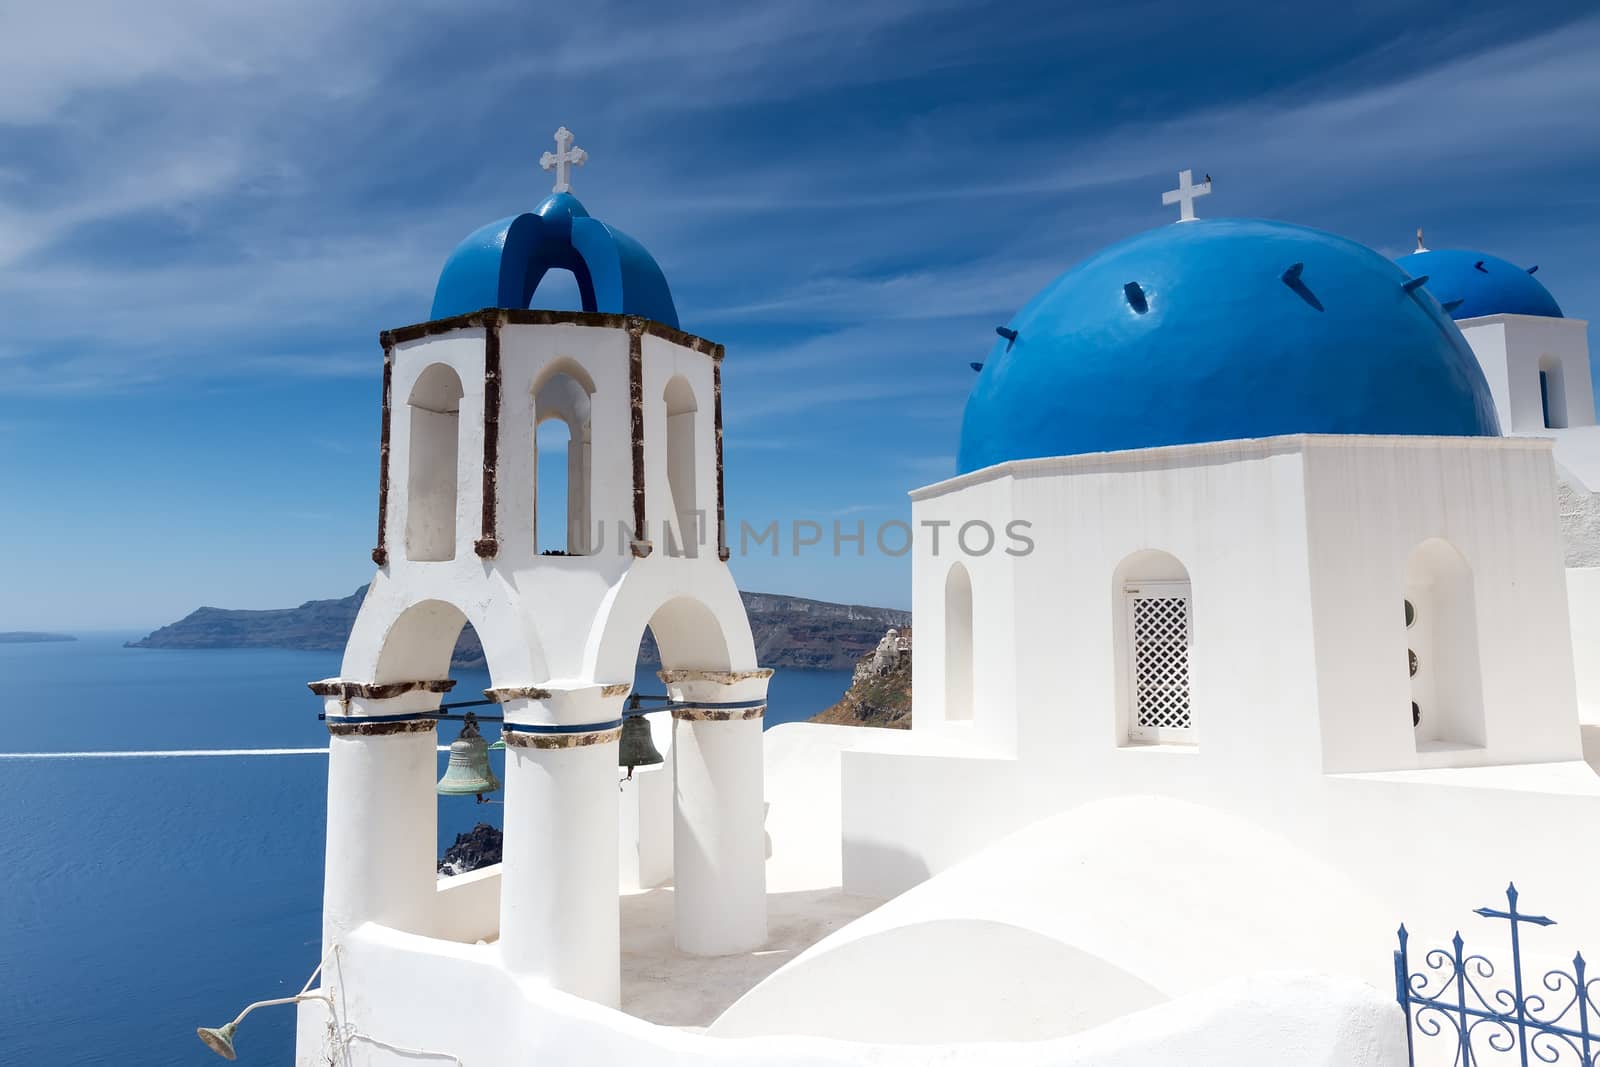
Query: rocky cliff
xmin=810 ymin=627 xmax=912 ymax=729
xmin=128 ymin=586 xmax=910 ymax=672
xmin=439 ymin=823 xmax=502 ymax=876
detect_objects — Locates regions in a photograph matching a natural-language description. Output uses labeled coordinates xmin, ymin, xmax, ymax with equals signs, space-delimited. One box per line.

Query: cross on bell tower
xmin=540 ymin=126 xmax=588 ymax=194
xmin=1162 ymin=168 xmax=1212 ymax=223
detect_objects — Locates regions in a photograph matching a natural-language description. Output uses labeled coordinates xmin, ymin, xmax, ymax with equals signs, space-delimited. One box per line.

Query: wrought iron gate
xmin=1395 ymin=885 xmax=1600 ymax=1065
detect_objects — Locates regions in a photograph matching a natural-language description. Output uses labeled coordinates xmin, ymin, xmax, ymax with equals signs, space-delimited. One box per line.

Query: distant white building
xmin=269 ymin=148 xmax=1600 ymax=1067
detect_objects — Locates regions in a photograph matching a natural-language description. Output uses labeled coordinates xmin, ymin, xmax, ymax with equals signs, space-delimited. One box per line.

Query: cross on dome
xmin=540 ymin=126 xmax=588 ymax=194
xmin=1161 ymin=169 xmax=1212 ymax=223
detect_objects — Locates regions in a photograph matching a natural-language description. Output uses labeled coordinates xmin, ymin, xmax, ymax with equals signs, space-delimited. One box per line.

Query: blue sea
xmin=0 ymin=634 xmax=852 ymax=1065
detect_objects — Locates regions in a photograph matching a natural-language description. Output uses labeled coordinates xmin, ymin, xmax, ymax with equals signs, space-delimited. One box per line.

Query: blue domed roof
xmin=1399 ymin=249 xmax=1562 ymax=320
xmin=958 ymin=218 xmax=1500 ymax=474
xmin=430 ymin=192 xmax=679 ymax=327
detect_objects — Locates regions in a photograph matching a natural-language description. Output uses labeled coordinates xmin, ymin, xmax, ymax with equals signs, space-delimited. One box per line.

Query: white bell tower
xmin=307 ymin=133 xmax=770 ymax=1019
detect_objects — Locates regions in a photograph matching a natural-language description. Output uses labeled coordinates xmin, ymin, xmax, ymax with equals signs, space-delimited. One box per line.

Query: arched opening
xmin=534 ymin=363 xmax=595 ymax=554
xmin=637 ymin=595 xmax=734 ymax=674
xmin=405 ymin=364 xmax=465 ymax=562
xmin=368 ymin=600 xmax=504 ymax=944
xmin=623 ymin=595 xmax=739 ymax=895
xmin=944 ymin=563 xmax=974 ymax=722
xmin=1112 ymin=550 xmax=1193 ymax=744
xmin=433 ymin=617 xmax=504 ymax=894
xmin=664 ymin=376 xmax=699 ymax=558
xmin=528 ymin=267 xmax=588 ymax=312
xmin=1404 ymin=539 xmax=1486 ymax=750
xmin=1539 ymin=355 xmax=1568 ymax=429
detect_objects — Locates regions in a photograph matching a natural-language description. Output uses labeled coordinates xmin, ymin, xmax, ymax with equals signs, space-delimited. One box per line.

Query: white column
xmin=313 ymin=679 xmax=448 ymax=952
xmin=497 ymin=684 xmax=625 ymax=1006
xmin=661 ymin=668 xmax=772 ymax=956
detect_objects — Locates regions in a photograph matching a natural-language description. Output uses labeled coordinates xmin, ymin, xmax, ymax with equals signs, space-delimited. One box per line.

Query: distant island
xmin=128 ymin=587 xmax=909 ymax=671
xmin=0 ymin=631 xmax=76 ymax=644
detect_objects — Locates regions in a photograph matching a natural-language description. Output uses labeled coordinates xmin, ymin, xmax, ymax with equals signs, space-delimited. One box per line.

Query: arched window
xmin=533 ymin=365 xmax=594 ymax=555
xmin=944 ymin=563 xmax=974 ymax=722
xmin=406 ymin=364 xmax=465 ymax=562
xmin=664 ymin=376 xmax=699 ymax=558
xmin=1539 ymin=355 xmax=1568 ymax=429
xmin=1113 ymin=550 xmax=1193 ymax=744
xmin=1405 ymin=539 xmax=1485 ymax=750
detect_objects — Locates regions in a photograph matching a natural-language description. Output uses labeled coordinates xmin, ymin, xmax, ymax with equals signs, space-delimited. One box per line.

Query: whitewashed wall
xmin=844 ymin=433 xmax=1594 ymax=922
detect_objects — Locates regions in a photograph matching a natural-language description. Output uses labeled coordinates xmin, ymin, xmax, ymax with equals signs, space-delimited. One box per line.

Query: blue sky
xmin=2 ymin=0 xmax=1598 ymax=630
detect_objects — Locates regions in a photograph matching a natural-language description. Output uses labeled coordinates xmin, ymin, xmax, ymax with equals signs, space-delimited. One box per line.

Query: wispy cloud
xmin=4 ymin=0 xmax=1598 ymax=625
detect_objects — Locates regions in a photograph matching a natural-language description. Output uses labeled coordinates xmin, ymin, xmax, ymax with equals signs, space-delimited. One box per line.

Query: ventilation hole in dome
xmin=1474 ymin=260 xmax=1488 ymax=273
xmin=1404 ymin=600 xmax=1416 ymax=628
xmin=1280 ymin=262 xmax=1324 ymax=311
xmin=1412 ymin=701 xmax=1421 ymax=727
xmin=1527 ymin=265 xmax=1540 ymax=275
xmin=1123 ymin=282 xmax=1148 ymax=314
xmin=1442 ymin=299 xmax=1464 ymax=313
xmin=1409 ymin=649 xmax=1419 ymax=677
xmin=1401 ymin=275 xmax=1429 ymax=294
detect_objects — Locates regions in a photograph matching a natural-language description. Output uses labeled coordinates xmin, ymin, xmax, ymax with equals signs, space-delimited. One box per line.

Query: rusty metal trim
xmin=475 ymin=311 xmax=504 ymax=559
xmin=327 ymin=718 xmax=438 ymax=738
xmin=307 ymin=679 xmax=457 ymax=700
xmin=671 ymin=705 xmax=766 ymax=722
xmin=502 ymin=726 xmax=621 ymax=749
xmin=628 ymin=317 xmax=647 ymax=541
xmin=483 ymin=685 xmax=554 ymax=703
xmin=656 ymin=668 xmax=775 ymax=686
xmin=372 ymin=339 xmax=394 ymax=566
xmin=383 ymin=309 xmax=721 ymax=357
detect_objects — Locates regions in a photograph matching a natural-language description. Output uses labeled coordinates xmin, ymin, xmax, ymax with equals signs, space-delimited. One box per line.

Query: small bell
xmin=618 ymin=713 xmax=664 ymax=779
xmin=437 ymin=712 xmax=501 ymax=803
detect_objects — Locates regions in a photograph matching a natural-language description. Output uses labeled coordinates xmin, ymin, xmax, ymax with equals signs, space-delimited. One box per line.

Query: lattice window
xmin=1127 ymin=587 xmax=1191 ymax=740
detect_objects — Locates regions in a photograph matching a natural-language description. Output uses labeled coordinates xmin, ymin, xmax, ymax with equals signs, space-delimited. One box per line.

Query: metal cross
xmin=1161 ymin=169 xmax=1212 ymax=222
xmin=540 ymin=126 xmax=588 ymax=194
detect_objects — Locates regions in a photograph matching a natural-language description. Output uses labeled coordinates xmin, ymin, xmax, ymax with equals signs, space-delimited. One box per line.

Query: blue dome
xmin=958 ymin=218 xmax=1500 ymax=474
xmin=430 ymin=192 xmax=679 ymax=327
xmin=1399 ymin=249 xmax=1562 ymax=320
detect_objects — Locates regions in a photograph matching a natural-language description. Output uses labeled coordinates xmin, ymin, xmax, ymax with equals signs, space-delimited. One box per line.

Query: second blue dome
xmin=1400 ymin=248 xmax=1562 ymax=320
xmin=958 ymin=218 xmax=1501 ymax=474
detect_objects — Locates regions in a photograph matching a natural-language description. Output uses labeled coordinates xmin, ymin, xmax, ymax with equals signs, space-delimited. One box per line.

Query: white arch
xmin=1539 ymin=354 xmax=1569 ymax=429
xmin=1404 ymin=537 xmax=1485 ymax=749
xmin=584 ymin=564 xmax=757 ymax=683
xmin=664 ymin=375 xmax=699 ymax=558
xmin=534 ymin=359 xmax=596 ymax=554
xmin=340 ymin=580 xmax=549 ymax=686
xmin=1112 ymin=549 xmax=1194 ymax=744
xmin=944 ymin=563 xmax=974 ymax=722
xmin=405 ymin=363 xmax=465 ymax=562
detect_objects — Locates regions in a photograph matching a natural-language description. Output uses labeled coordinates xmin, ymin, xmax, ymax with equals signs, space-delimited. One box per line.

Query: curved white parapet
xmin=295 ymin=922 xmax=1406 ymax=1067
xmin=710 ymin=919 xmax=1167 ymax=1042
xmin=719 ymin=794 xmax=1393 ymax=1041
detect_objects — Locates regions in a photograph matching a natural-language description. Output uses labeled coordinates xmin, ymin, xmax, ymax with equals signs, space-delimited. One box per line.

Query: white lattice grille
xmin=1132 ymin=594 xmax=1191 ymax=732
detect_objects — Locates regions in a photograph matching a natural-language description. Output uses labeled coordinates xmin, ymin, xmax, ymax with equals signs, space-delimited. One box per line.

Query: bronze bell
xmin=437 ymin=712 xmax=501 ymax=802
xmin=618 ymin=714 xmax=664 ymax=779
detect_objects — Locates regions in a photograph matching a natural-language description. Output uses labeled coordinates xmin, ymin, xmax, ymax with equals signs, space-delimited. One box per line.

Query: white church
xmin=206 ymin=136 xmax=1600 ymax=1065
